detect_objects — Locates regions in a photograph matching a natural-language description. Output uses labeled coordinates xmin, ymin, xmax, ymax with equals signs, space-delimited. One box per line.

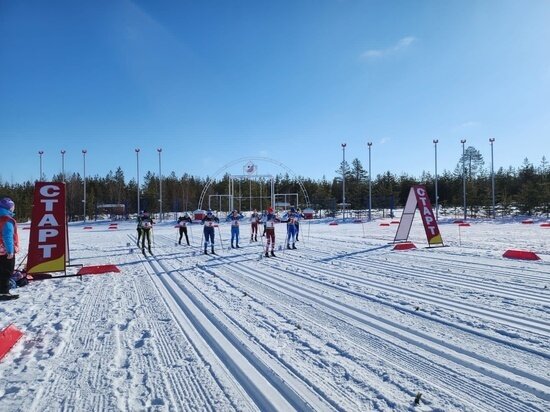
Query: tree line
xmin=1 ymin=147 xmax=548 ymax=221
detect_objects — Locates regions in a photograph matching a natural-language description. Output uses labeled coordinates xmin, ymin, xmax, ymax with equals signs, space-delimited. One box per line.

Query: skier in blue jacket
xmin=0 ymin=197 xmax=19 ymax=300
xmin=285 ymin=207 xmax=299 ymax=249
xmin=228 ymin=210 xmax=244 ymax=248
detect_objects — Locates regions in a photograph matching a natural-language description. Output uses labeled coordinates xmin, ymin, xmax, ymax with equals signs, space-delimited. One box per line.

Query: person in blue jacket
xmin=201 ymin=210 xmax=219 ymax=254
xmin=0 ymin=197 xmax=19 ymax=300
xmin=285 ymin=207 xmax=299 ymax=249
xmin=228 ymin=210 xmax=244 ymax=248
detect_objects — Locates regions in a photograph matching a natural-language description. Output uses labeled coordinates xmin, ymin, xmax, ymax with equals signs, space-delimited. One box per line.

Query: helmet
xmin=207 ymin=209 xmax=213 ymax=215
xmin=0 ymin=197 xmax=15 ymax=211
xmin=290 ymin=207 xmax=296 ymax=212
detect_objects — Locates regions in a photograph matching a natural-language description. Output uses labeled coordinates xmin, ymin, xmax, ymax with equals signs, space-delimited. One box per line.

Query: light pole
xmin=433 ymin=139 xmax=439 ymax=220
xmin=157 ymin=148 xmax=163 ymax=222
xmin=460 ymin=139 xmax=467 ymax=220
xmin=61 ymin=150 xmax=66 ymax=182
xmin=135 ymin=148 xmax=140 ymax=215
xmin=368 ymin=142 xmax=372 ymax=221
xmin=82 ymin=149 xmax=87 ymax=222
xmin=341 ymin=143 xmax=346 ymax=221
xmin=490 ymin=138 xmax=496 ymax=219
xmin=38 ymin=150 xmax=44 ymax=181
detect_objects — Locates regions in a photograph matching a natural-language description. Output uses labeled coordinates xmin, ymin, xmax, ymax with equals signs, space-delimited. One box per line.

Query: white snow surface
xmin=1 ymin=217 xmax=549 ymax=411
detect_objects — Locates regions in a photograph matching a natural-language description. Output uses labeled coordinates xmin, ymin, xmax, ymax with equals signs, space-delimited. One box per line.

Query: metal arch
xmin=197 ymin=156 xmax=310 ymax=210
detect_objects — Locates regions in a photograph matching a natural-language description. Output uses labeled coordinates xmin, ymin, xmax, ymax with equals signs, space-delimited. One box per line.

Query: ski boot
xmin=287 ymin=244 xmax=291 ymax=249
xmin=211 ymin=246 xmax=216 ymax=255
xmin=236 ymin=243 xmax=240 ymax=248
xmin=255 ymin=235 xmax=257 ymax=242
xmin=204 ymin=249 xmax=208 ymax=255
xmin=292 ymin=243 xmax=297 ymax=250
xmin=264 ymin=251 xmax=269 ymax=258
xmin=270 ymin=250 xmax=276 ymax=257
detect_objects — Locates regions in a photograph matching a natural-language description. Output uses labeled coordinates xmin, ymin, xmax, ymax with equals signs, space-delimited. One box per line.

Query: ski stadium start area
xmin=1 ymin=217 xmax=549 ymax=411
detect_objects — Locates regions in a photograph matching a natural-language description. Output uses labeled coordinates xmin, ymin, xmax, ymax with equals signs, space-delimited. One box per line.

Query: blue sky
xmin=1 ymin=0 xmax=549 ymax=185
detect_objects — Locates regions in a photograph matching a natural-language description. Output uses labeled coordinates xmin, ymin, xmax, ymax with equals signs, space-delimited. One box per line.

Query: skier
xmin=0 ymin=197 xmax=19 ymax=300
xmin=177 ymin=213 xmax=192 ymax=245
xmin=229 ymin=210 xmax=243 ymax=248
xmin=285 ymin=207 xmax=298 ymax=249
xmin=263 ymin=207 xmax=277 ymax=257
xmin=201 ymin=210 xmax=219 ymax=254
xmin=136 ymin=210 xmax=144 ymax=246
xmin=249 ymin=209 xmax=261 ymax=242
xmin=261 ymin=209 xmax=267 ymax=237
xmin=140 ymin=212 xmax=154 ymax=253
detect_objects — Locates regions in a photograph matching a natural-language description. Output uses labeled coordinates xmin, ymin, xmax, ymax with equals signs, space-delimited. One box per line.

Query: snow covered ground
xmin=1 ymin=216 xmax=549 ymax=411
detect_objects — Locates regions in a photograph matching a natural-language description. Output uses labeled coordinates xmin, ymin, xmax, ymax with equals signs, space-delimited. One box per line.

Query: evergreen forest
xmin=1 ymin=147 xmax=548 ymax=221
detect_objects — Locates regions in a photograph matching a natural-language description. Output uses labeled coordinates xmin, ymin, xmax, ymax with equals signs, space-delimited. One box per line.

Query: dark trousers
xmin=204 ymin=228 xmax=215 ymax=249
xmin=0 ymin=255 xmax=15 ymax=294
xmin=179 ymin=227 xmax=189 ymax=245
xmin=141 ymin=229 xmax=151 ymax=249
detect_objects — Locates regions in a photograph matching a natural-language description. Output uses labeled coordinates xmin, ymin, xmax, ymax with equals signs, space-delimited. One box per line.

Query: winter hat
xmin=290 ymin=207 xmax=296 ymax=212
xmin=207 ymin=209 xmax=213 ymax=215
xmin=267 ymin=207 xmax=273 ymax=213
xmin=0 ymin=197 xmax=15 ymax=211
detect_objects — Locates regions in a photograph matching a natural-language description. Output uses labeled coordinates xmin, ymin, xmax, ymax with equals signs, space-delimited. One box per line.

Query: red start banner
xmin=26 ymin=182 xmax=67 ymax=274
xmin=413 ymin=185 xmax=443 ymax=246
xmin=394 ymin=185 xmax=443 ymax=246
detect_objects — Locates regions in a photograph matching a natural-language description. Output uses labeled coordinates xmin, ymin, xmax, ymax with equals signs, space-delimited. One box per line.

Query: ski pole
xmin=189 ymin=224 xmax=194 ymax=246
xmin=217 ymin=224 xmax=225 ymax=252
xmin=16 ymin=252 xmax=29 ymax=272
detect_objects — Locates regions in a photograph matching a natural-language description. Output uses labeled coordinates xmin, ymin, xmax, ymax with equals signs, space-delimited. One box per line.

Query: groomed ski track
xmin=3 ymin=220 xmax=548 ymax=412
xmin=136 ymin=226 xmax=549 ymax=412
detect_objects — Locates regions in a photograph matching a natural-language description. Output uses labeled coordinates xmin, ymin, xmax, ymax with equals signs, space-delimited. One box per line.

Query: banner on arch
xmin=26 ymin=182 xmax=67 ymax=274
xmin=394 ymin=185 xmax=443 ymax=247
